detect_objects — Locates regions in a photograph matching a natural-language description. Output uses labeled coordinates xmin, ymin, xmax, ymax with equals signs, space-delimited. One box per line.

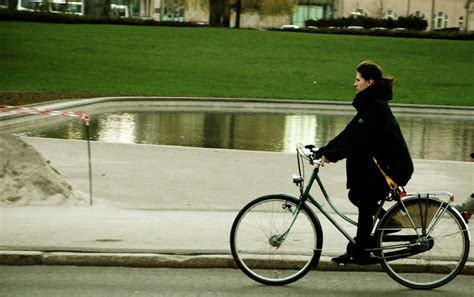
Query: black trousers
xmin=348 ymin=184 xmax=389 ymax=255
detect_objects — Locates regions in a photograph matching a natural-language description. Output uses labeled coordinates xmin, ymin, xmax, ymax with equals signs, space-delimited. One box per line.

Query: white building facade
xmin=334 ymin=0 xmax=473 ymax=31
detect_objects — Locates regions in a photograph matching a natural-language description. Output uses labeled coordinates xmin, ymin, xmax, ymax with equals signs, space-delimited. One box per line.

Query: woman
xmin=315 ymin=61 xmax=414 ymax=264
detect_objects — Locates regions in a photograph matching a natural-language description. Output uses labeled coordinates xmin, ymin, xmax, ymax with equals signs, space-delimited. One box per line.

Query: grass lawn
xmin=1 ymin=21 xmax=473 ymax=106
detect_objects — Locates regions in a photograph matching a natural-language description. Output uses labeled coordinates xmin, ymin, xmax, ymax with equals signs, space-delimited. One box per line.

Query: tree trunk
xmin=430 ymin=0 xmax=435 ymax=31
xmin=8 ymin=0 xmax=18 ymax=10
xmin=234 ymin=0 xmax=242 ymax=28
xmin=464 ymin=0 xmax=472 ymax=32
xmin=222 ymin=0 xmax=231 ymax=27
xmin=209 ymin=0 xmax=222 ymax=26
xmin=208 ymin=0 xmax=231 ymax=27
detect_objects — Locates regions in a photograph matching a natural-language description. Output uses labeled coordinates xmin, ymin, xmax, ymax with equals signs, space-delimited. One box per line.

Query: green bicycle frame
xmin=290 ymin=164 xmax=376 ymax=246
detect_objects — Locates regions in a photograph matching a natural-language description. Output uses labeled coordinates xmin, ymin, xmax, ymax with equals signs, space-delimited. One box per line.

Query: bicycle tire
xmin=375 ymin=197 xmax=470 ymax=289
xmin=230 ymin=194 xmax=323 ymax=285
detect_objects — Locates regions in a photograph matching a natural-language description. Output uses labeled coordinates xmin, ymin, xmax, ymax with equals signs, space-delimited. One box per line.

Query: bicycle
xmin=230 ymin=144 xmax=470 ymax=290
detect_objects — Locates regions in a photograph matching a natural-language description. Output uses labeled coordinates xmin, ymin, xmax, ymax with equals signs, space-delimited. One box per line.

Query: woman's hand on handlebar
xmin=320 ymin=155 xmax=331 ymax=167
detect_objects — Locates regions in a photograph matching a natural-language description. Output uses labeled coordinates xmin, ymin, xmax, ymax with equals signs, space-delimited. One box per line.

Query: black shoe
xmin=331 ymin=253 xmax=357 ymax=264
xmin=331 ymin=252 xmax=377 ymax=265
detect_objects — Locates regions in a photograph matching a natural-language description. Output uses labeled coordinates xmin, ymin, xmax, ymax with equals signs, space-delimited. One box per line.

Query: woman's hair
xmin=357 ymin=61 xmax=395 ymax=89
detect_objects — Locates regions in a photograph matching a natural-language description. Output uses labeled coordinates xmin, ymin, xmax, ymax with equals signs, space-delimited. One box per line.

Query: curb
xmin=1 ymin=251 xmax=472 ymax=275
xmin=0 ymin=251 xmax=235 ymax=268
xmin=1 ymin=96 xmax=473 ymax=122
xmin=15 ymin=96 xmax=474 ymax=112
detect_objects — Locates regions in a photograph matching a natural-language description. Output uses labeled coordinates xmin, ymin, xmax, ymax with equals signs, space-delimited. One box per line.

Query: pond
xmin=16 ymin=110 xmax=473 ymax=162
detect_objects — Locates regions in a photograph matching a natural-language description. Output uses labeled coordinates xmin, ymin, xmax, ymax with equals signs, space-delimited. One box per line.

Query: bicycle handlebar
xmin=296 ymin=143 xmax=322 ymax=166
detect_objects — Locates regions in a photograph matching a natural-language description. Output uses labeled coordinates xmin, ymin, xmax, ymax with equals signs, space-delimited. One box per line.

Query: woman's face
xmin=354 ymin=72 xmax=373 ymax=93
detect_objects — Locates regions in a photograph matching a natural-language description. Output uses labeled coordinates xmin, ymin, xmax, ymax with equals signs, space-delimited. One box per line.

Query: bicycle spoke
xmin=230 ymin=195 xmax=322 ymax=285
xmin=377 ymin=198 xmax=469 ymax=289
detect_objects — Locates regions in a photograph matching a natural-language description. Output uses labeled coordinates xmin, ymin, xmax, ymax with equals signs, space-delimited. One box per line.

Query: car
xmin=346 ymin=26 xmax=364 ymax=30
xmin=281 ymin=25 xmax=300 ymax=30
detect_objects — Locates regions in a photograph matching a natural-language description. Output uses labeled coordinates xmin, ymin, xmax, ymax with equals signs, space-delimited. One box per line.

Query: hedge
xmin=305 ymin=16 xmax=428 ymax=31
xmin=0 ymin=9 xmax=208 ymax=27
xmin=276 ymin=26 xmax=474 ymax=41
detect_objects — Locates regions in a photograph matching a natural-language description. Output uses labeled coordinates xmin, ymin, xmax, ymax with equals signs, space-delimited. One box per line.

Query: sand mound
xmin=0 ymin=134 xmax=88 ymax=206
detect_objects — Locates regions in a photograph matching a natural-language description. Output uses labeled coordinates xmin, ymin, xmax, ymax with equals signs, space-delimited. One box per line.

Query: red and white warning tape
xmin=1 ymin=104 xmax=94 ymax=205
xmin=0 ymin=104 xmax=90 ymax=124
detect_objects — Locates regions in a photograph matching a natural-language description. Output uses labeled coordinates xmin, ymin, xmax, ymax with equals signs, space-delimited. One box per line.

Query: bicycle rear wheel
xmin=230 ymin=194 xmax=323 ymax=285
xmin=375 ymin=197 xmax=470 ymax=289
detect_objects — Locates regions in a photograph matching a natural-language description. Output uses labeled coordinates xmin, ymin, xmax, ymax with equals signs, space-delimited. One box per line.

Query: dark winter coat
xmin=317 ymin=84 xmax=414 ymax=189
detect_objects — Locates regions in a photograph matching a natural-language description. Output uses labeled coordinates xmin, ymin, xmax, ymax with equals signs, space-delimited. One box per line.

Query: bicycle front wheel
xmin=230 ymin=194 xmax=323 ymax=285
xmin=376 ymin=197 xmax=470 ymax=289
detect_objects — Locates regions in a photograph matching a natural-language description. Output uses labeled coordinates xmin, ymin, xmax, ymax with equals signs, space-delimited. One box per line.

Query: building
xmin=7 ymin=0 xmax=473 ymax=31
xmin=334 ymin=0 xmax=473 ymax=31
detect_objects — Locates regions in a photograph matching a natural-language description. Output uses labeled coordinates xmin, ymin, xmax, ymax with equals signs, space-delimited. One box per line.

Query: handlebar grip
xmin=313 ymin=150 xmax=323 ymax=160
xmin=304 ymin=144 xmax=323 ymax=159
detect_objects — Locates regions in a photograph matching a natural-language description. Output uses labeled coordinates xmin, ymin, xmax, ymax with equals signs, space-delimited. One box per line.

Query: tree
xmin=464 ymin=0 xmax=473 ymax=31
xmin=259 ymin=0 xmax=295 ymax=16
xmin=235 ymin=0 xmax=242 ymax=27
xmin=369 ymin=0 xmax=384 ymax=19
xmin=84 ymin=0 xmax=111 ymax=17
xmin=202 ymin=0 xmax=296 ymax=27
xmin=208 ymin=0 xmax=231 ymax=27
xmin=238 ymin=0 xmax=294 ymax=16
xmin=8 ymin=0 xmax=18 ymax=11
xmin=235 ymin=0 xmax=295 ymax=27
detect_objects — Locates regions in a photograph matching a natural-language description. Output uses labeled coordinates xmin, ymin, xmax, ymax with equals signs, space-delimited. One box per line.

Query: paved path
xmin=0 ymin=137 xmax=472 ymax=273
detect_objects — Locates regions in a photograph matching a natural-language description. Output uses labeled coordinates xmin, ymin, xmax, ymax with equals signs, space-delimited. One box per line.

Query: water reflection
xmin=19 ymin=111 xmax=473 ymax=161
xmin=98 ymin=113 xmax=137 ymax=144
xmin=284 ymin=115 xmax=316 ymax=152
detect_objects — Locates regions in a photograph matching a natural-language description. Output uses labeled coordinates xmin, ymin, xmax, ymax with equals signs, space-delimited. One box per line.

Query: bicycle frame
xmin=271 ymin=162 xmax=361 ymax=248
xmin=292 ymin=162 xmax=363 ymax=246
xmin=288 ymin=158 xmax=462 ymax=253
